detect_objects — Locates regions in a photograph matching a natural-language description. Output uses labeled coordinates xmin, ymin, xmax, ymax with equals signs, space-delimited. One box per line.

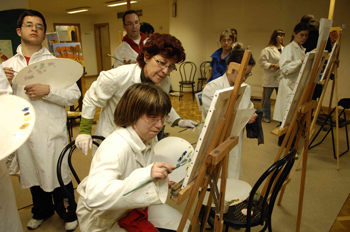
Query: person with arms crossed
xmin=3 ymin=10 xmax=80 ymax=231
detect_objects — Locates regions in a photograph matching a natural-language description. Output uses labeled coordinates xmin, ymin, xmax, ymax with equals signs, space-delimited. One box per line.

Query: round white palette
xmin=202 ymin=178 xmax=252 ymax=207
xmin=0 ymin=95 xmax=36 ymax=160
xmin=14 ymin=58 xmax=83 ymax=88
xmin=154 ymin=136 xmax=194 ymax=183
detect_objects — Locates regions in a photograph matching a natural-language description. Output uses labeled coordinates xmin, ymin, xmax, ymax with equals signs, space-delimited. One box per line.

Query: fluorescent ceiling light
xmin=66 ymin=7 xmax=90 ymax=14
xmin=106 ymin=1 xmax=137 ymax=7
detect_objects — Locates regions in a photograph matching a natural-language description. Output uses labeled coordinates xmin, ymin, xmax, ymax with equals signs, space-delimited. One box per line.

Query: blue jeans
xmin=262 ymin=87 xmax=278 ymax=120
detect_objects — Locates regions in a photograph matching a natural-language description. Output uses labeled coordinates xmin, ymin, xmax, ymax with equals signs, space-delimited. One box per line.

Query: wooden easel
xmin=264 ymin=40 xmax=327 ymax=232
xmin=296 ymin=24 xmax=346 ymax=171
xmin=170 ymin=51 xmax=252 ymax=232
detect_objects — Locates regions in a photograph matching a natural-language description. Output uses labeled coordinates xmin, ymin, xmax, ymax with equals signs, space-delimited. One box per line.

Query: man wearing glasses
xmin=113 ymin=10 xmax=148 ymax=68
xmin=2 ymin=10 xmax=80 ymax=231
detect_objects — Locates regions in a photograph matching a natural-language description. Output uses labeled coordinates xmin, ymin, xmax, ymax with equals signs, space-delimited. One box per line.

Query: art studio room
xmin=1 ymin=0 xmax=350 ymax=232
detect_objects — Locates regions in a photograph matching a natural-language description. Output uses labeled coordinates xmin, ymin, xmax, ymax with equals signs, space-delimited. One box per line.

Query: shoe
xmin=27 ymin=218 xmax=44 ymax=230
xmin=65 ymin=220 xmax=79 ymax=232
xmin=263 ymin=118 xmax=271 ymax=123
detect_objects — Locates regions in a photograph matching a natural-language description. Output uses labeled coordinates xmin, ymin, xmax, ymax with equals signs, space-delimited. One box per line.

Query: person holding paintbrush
xmin=76 ymin=83 xmax=190 ymax=232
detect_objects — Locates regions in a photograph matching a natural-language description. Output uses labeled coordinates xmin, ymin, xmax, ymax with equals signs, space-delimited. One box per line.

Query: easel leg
xmin=334 ymin=68 xmax=340 ymax=170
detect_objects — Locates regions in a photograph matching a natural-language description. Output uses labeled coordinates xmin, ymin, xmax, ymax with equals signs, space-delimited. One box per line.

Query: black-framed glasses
xmin=22 ymin=22 xmax=44 ymax=31
xmin=153 ymin=57 xmax=177 ymax=72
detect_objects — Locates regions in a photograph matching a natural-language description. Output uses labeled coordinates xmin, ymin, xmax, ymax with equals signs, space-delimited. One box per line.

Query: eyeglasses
xmin=245 ymin=72 xmax=253 ymax=78
xmin=22 ymin=22 xmax=44 ymax=31
xmin=143 ymin=115 xmax=169 ymax=124
xmin=153 ymin=57 xmax=177 ymax=72
xmin=125 ymin=21 xmax=140 ymax=27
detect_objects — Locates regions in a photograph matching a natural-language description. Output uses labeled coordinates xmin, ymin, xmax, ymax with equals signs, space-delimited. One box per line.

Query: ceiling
xmin=28 ymin=0 xmax=167 ymax=16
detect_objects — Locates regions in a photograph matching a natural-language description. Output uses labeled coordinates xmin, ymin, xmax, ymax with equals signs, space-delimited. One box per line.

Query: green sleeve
xmin=79 ymin=117 xmax=94 ymax=135
xmin=172 ymin=118 xmax=182 ymax=127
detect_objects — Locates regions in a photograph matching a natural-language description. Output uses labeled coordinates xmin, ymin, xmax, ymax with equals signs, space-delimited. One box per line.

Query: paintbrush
xmin=123 ymin=158 xmax=190 ymax=196
xmin=107 ymin=54 xmax=125 ymax=64
xmin=178 ymin=123 xmax=202 ymax=133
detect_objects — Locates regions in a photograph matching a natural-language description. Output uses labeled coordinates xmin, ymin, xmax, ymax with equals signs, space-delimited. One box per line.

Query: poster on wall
xmin=46 ymin=32 xmax=60 ymax=53
xmin=0 ymin=40 xmax=13 ymax=63
xmin=53 ymin=42 xmax=84 ymax=67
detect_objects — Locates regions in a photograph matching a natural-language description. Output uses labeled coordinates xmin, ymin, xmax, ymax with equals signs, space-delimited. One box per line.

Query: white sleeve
xmin=42 ymin=83 xmax=80 ymax=106
xmin=279 ymin=49 xmax=303 ymax=77
xmin=0 ymin=64 xmax=12 ymax=94
xmin=113 ymin=47 xmax=125 ymax=68
xmin=258 ymin=48 xmax=272 ymax=70
xmin=202 ymin=83 xmax=217 ymax=117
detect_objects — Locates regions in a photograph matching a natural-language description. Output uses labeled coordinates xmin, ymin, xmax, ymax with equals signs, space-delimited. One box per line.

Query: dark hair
xmin=300 ymin=14 xmax=314 ymax=24
xmin=267 ymin=29 xmax=285 ymax=47
xmin=230 ymin=28 xmax=238 ymax=42
xmin=114 ymin=83 xmax=172 ymax=127
xmin=122 ymin=10 xmax=139 ymax=25
xmin=220 ymin=29 xmax=235 ymax=43
xmin=308 ymin=19 xmax=319 ymax=32
xmin=293 ymin=22 xmax=310 ymax=34
xmin=140 ymin=22 xmax=154 ymax=36
xmin=226 ymin=44 xmax=255 ymax=66
xmin=137 ymin=33 xmax=186 ymax=68
xmin=17 ymin=10 xmax=47 ymax=33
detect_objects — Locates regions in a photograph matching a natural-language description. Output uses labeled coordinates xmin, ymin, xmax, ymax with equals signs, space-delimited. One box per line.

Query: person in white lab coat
xmin=2 ymin=10 xmax=80 ymax=231
xmin=77 ymin=83 xmax=190 ymax=232
xmin=273 ymin=23 xmax=309 ymax=123
xmin=75 ymin=33 xmax=197 ymax=155
xmin=258 ymin=29 xmax=285 ymax=122
xmin=113 ymin=10 xmax=148 ymax=68
xmin=202 ymin=45 xmax=257 ymax=179
xmin=0 ymin=64 xmax=23 ymax=232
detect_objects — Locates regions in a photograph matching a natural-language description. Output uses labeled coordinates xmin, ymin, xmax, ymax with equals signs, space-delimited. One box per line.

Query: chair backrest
xmin=179 ymin=61 xmax=197 ymax=82
xmin=57 ymin=135 xmax=105 ymax=201
xmin=245 ymin=149 xmax=297 ymax=230
xmin=200 ymin=61 xmax=211 ymax=80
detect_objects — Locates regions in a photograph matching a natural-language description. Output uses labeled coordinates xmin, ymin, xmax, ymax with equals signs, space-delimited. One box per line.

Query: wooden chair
xmin=56 ymin=135 xmax=105 ymax=201
xmin=198 ymin=61 xmax=211 ymax=92
xmin=179 ymin=61 xmax=197 ymax=101
xmin=309 ymin=98 xmax=350 ymax=158
xmin=213 ymin=149 xmax=297 ymax=232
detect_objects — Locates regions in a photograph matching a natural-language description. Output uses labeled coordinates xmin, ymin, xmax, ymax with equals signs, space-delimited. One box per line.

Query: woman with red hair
xmin=76 ymin=33 xmax=198 ymax=155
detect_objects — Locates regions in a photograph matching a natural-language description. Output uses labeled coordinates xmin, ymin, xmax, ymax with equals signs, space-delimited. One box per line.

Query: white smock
xmin=202 ymin=73 xmax=253 ymax=179
xmin=0 ymin=65 xmax=23 ymax=232
xmin=258 ymin=45 xmax=284 ymax=87
xmin=2 ymin=45 xmax=81 ymax=191
xmin=76 ymin=126 xmax=190 ymax=232
xmin=273 ymin=41 xmax=305 ymax=122
xmin=82 ymin=64 xmax=180 ymax=139
xmin=113 ymin=39 xmax=148 ymax=68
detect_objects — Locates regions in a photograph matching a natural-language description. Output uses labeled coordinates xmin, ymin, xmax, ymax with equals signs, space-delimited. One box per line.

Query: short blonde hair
xmin=114 ymin=83 xmax=172 ymax=127
xmin=219 ymin=29 xmax=234 ymax=42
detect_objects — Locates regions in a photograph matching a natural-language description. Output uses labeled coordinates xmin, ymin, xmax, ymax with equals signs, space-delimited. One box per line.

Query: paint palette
xmin=0 ymin=95 xmax=36 ymax=160
xmin=154 ymin=136 xmax=194 ymax=183
xmin=14 ymin=58 xmax=83 ymax=88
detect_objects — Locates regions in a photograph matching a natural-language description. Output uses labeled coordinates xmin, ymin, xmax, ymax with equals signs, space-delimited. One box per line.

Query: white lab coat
xmin=77 ymin=126 xmax=189 ymax=232
xmin=2 ymin=45 xmax=81 ymax=191
xmin=273 ymin=41 xmax=305 ymax=122
xmin=0 ymin=65 xmax=22 ymax=232
xmin=113 ymin=39 xmax=148 ymax=68
xmin=258 ymin=45 xmax=284 ymax=87
xmin=202 ymin=73 xmax=253 ymax=179
xmin=82 ymin=64 xmax=180 ymax=139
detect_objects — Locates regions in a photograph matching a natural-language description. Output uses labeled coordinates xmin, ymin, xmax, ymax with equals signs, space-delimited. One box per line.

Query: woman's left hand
xmin=248 ymin=113 xmax=258 ymax=124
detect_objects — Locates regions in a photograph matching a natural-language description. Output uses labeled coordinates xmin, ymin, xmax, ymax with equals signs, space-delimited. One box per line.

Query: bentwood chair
xmin=198 ymin=61 xmax=211 ymax=91
xmin=179 ymin=61 xmax=197 ymax=101
xmin=57 ymin=135 xmax=105 ymax=201
xmin=309 ymin=98 xmax=350 ymax=158
xmin=205 ymin=149 xmax=296 ymax=232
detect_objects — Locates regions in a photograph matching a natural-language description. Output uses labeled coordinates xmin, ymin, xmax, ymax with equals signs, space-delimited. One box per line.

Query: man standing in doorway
xmin=113 ymin=10 xmax=148 ymax=68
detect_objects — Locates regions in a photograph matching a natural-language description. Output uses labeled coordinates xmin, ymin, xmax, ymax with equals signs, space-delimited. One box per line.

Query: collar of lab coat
xmin=291 ymin=41 xmax=306 ymax=53
xmin=15 ymin=44 xmax=52 ymax=65
xmin=117 ymin=126 xmax=155 ymax=167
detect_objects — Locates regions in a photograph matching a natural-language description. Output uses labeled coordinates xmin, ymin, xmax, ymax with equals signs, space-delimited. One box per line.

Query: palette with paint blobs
xmin=14 ymin=58 xmax=83 ymax=88
xmin=0 ymin=95 xmax=36 ymax=160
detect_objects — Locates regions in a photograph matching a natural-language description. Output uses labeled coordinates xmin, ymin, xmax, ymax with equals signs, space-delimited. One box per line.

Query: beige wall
xmin=0 ymin=0 xmax=29 ymax=11
xmin=170 ymin=0 xmax=349 ymax=107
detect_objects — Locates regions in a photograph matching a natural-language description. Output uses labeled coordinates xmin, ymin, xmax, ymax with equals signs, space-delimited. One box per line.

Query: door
xmin=94 ymin=23 xmax=111 ymax=73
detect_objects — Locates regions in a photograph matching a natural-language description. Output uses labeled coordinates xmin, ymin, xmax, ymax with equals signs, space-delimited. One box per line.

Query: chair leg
xmin=179 ymin=84 xmax=181 ymax=101
xmin=192 ymin=84 xmax=195 ymax=101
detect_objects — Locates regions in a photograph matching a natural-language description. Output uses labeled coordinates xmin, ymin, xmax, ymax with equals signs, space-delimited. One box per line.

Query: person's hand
xmin=168 ymin=178 xmax=175 ymax=189
xmin=3 ymin=67 xmax=15 ymax=86
xmin=151 ymin=162 xmax=176 ymax=181
xmin=178 ymin=119 xmax=198 ymax=128
xmin=273 ymin=64 xmax=280 ymax=70
xmin=24 ymin=84 xmax=50 ymax=98
xmin=248 ymin=113 xmax=258 ymax=124
xmin=124 ymin=59 xmax=132 ymax=64
xmin=75 ymin=134 xmax=92 ymax=155
xmin=301 ymin=58 xmax=305 ymax=63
